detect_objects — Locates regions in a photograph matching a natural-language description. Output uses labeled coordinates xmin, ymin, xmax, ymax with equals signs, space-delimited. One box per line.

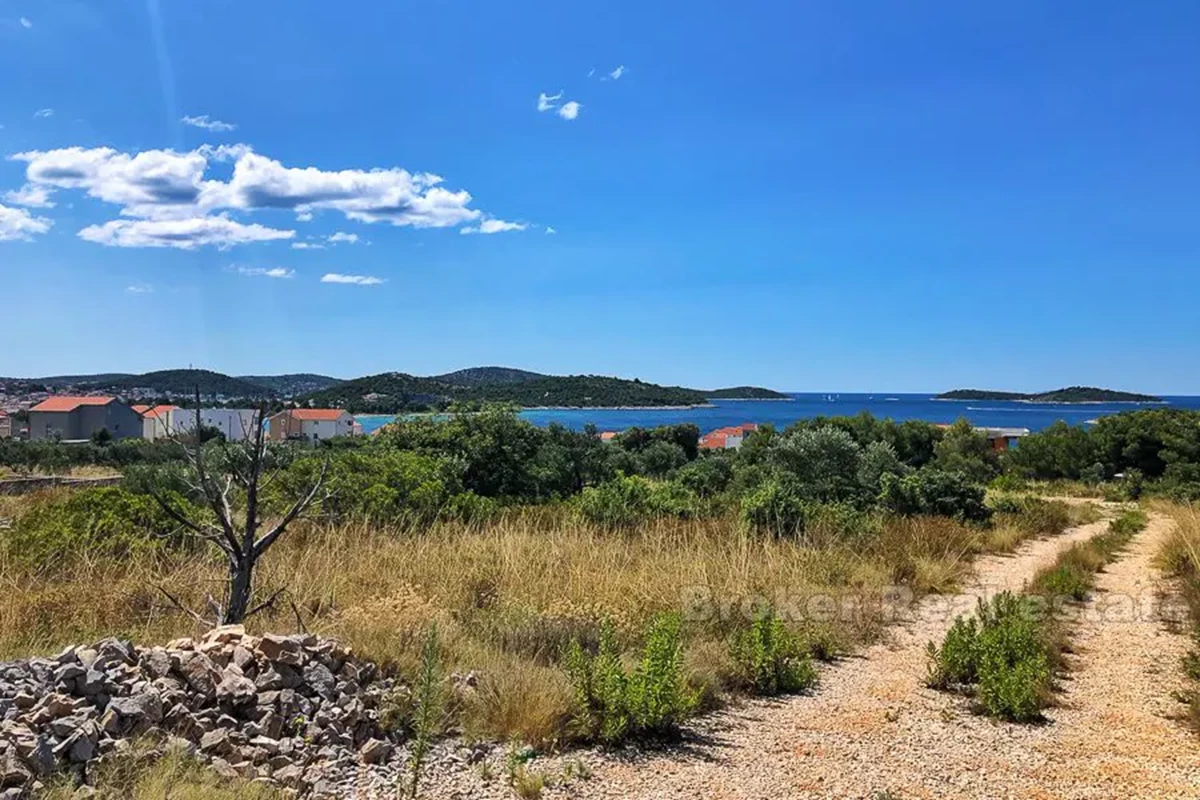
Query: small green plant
xmin=563 ymin=613 xmax=699 ymax=744
xmin=926 ymin=593 xmax=1053 ymax=721
xmin=510 ymin=765 xmax=548 ymax=799
xmin=729 ymin=612 xmax=817 ymax=696
xmin=406 ymin=624 xmax=442 ymax=799
xmin=561 ymin=757 xmax=592 ymax=781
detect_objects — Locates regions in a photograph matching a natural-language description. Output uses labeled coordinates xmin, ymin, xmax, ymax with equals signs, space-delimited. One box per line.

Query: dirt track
xmin=562 ymin=514 xmax=1200 ymax=799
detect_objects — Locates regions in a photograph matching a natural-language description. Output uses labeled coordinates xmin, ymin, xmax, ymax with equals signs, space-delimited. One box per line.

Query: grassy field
xmin=0 ymin=493 xmax=1090 ymax=747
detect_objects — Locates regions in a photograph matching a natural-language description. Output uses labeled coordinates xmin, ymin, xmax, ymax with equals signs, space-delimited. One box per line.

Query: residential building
xmin=979 ymin=427 xmax=1030 ymax=452
xmin=132 ymin=404 xmax=181 ymax=440
xmin=28 ymin=396 xmax=143 ymax=441
xmin=598 ymin=431 xmax=619 ymax=443
xmin=268 ymin=409 xmax=357 ymax=442
xmin=0 ymin=411 xmax=10 ymax=439
xmin=198 ymin=409 xmax=261 ymax=442
xmin=699 ymin=423 xmax=759 ymax=450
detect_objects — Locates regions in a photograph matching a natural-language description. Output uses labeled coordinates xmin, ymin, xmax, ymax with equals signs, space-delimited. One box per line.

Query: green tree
xmin=933 ymin=419 xmax=1000 ymax=483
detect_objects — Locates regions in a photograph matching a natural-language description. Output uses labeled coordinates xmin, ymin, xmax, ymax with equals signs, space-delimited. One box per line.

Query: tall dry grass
xmin=0 ymin=500 xmax=1078 ymax=745
xmin=1157 ymin=502 xmax=1200 ymax=731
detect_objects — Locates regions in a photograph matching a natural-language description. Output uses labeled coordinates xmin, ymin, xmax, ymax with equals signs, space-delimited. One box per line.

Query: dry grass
xmin=40 ymin=744 xmax=286 ymax=799
xmin=1156 ymin=501 xmax=1200 ymax=732
xmin=0 ymin=502 xmax=1074 ymax=746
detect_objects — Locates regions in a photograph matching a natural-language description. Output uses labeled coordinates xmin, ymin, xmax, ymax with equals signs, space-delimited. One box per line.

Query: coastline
xmin=705 ymin=397 xmax=794 ymax=402
xmin=932 ymin=397 xmax=1165 ymax=405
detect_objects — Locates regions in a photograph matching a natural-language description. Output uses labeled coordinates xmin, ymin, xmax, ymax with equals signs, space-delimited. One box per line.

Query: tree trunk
xmin=224 ymin=554 xmax=254 ymax=624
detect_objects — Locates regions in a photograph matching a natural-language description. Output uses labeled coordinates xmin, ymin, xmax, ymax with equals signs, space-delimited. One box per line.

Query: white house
xmin=132 ymin=405 xmax=182 ymax=440
xmin=198 ymin=409 xmax=260 ymax=442
xmin=268 ymin=408 xmax=358 ymax=442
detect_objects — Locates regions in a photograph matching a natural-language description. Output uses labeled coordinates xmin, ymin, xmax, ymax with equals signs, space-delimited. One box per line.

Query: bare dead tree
xmin=150 ymin=391 xmax=329 ymax=625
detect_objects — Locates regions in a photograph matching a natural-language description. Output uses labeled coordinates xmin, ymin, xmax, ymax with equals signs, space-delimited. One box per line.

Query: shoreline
xmin=355 ymin=403 xmax=719 ymax=417
xmin=932 ymin=397 xmax=1165 ymax=405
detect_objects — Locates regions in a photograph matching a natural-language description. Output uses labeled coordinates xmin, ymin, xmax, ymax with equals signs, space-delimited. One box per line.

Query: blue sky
xmin=1 ymin=1 xmax=1198 ymax=393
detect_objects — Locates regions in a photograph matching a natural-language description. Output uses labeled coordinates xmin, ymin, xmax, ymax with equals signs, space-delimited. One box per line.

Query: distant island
xmin=706 ymin=386 xmax=792 ymax=400
xmin=935 ymin=386 xmax=1163 ymax=403
xmin=1 ymin=366 xmax=786 ymax=413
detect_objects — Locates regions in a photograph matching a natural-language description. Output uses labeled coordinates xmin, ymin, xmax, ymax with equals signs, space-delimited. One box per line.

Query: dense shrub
xmin=636 ymin=441 xmax=689 ymax=478
xmin=576 ymin=475 xmax=655 ymax=528
xmin=728 ymin=613 xmax=817 ymax=696
xmin=563 ymin=615 xmax=699 ymax=743
xmin=933 ymin=419 xmax=1001 ymax=483
xmin=739 ymin=478 xmax=808 ymax=537
xmin=769 ymin=426 xmax=864 ymax=505
xmin=879 ymin=469 xmax=990 ymax=522
xmin=4 ymin=486 xmax=191 ymax=567
xmin=674 ymin=457 xmax=734 ymax=498
xmin=926 ymin=593 xmax=1053 ymax=722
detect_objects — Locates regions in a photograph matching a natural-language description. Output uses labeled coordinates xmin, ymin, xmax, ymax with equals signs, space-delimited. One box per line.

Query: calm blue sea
xmin=355 ymin=393 xmax=1200 ymax=435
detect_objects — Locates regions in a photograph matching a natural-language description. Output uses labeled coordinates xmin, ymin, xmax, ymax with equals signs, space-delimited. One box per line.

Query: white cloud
xmin=460 ymin=217 xmax=528 ymax=235
xmin=0 ymin=203 xmax=51 ymax=241
xmin=557 ymin=101 xmax=582 ymax=121
xmin=233 ymin=265 xmax=294 ymax=279
xmin=545 ymin=226 xmax=556 ymax=234
xmin=587 ymin=68 xmax=596 ymax=78
xmin=537 ymin=91 xmax=563 ymax=112
xmin=33 ymin=108 xmax=53 ymax=119
xmin=78 ymin=216 xmax=294 ymax=250
xmin=2 ymin=184 xmax=54 ymax=208
xmin=126 ymin=283 xmax=153 ymax=294
xmin=291 ymin=241 xmax=326 ymax=250
xmin=320 ymin=273 xmax=384 ymax=286
xmin=608 ymin=65 xmax=625 ymax=80
xmin=12 ymin=144 xmax=493 ymax=233
xmin=327 ymin=231 xmax=359 ymax=244
xmin=19 ymin=17 xmax=32 ymax=28
xmin=296 ymin=211 xmax=313 ymax=222
xmin=181 ymin=115 xmax=236 ymax=132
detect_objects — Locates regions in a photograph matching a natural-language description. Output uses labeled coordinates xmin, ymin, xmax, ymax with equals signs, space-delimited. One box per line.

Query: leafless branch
xmin=156 ymin=585 xmax=212 ymax=626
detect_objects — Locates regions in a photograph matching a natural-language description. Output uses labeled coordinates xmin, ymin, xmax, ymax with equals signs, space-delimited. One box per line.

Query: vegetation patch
xmin=928 ymin=508 xmax=1147 ymax=722
xmin=1158 ymin=503 xmax=1200 ymax=732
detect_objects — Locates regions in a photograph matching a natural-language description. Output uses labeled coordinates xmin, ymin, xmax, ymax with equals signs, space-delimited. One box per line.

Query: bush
xmin=926 ymin=593 xmax=1053 ymax=722
xmin=674 ymin=457 xmax=733 ymax=498
xmin=769 ymin=426 xmax=864 ymax=505
xmin=636 ymin=441 xmax=689 ymax=478
xmin=739 ymin=478 xmax=808 ymax=537
xmin=562 ymin=615 xmax=698 ymax=743
xmin=879 ymin=469 xmax=990 ymax=523
xmin=576 ymin=475 xmax=655 ymax=528
xmin=5 ymin=486 xmax=191 ymax=567
xmin=728 ymin=613 xmax=817 ymax=696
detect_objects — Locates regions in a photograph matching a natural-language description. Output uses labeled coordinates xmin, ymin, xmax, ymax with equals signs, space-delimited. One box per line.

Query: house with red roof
xmin=268 ymin=408 xmax=359 ymax=442
xmin=131 ymin=404 xmax=182 ymax=440
xmin=28 ymin=396 xmax=143 ymax=441
xmin=699 ymin=423 xmax=759 ymax=450
xmin=0 ymin=410 xmax=10 ymax=440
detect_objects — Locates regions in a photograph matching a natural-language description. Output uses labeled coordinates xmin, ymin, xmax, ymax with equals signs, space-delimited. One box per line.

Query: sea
xmin=355 ymin=393 xmax=1200 ymax=436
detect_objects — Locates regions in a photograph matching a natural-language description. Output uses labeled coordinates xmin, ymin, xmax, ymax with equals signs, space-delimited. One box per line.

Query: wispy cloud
xmin=32 ymin=108 xmax=53 ymax=119
xmin=460 ymin=217 xmax=528 ymax=235
xmin=2 ymin=184 xmax=55 ymax=208
xmin=320 ymin=273 xmax=384 ymax=286
xmin=19 ymin=17 xmax=32 ymax=29
xmin=180 ymin=114 xmax=236 ymax=132
xmin=557 ymin=101 xmax=581 ymax=121
xmin=327 ymin=231 xmax=359 ymax=244
xmin=78 ymin=216 xmax=293 ymax=250
xmin=587 ymin=68 xmax=596 ymax=78
xmin=233 ymin=265 xmax=294 ymax=279
xmin=296 ymin=211 xmax=313 ymax=222
xmin=537 ymin=91 xmax=563 ymax=112
xmin=545 ymin=226 xmax=557 ymax=235
xmin=0 ymin=203 xmax=52 ymax=241
xmin=608 ymin=65 xmax=625 ymax=80
xmin=126 ymin=283 xmax=153 ymax=294
xmin=291 ymin=241 xmax=326 ymax=250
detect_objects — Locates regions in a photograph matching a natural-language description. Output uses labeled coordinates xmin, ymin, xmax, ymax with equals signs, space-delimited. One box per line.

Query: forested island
xmin=706 ymin=386 xmax=792 ymax=400
xmin=2 ymin=366 xmax=786 ymax=412
xmin=936 ymin=386 xmax=1163 ymax=403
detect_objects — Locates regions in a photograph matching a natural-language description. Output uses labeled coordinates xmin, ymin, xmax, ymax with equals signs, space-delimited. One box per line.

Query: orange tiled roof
xmin=287 ymin=409 xmax=349 ymax=421
xmin=131 ymin=405 xmax=151 ymax=414
xmin=140 ymin=404 xmax=179 ymax=419
xmin=30 ymin=396 xmax=115 ymax=413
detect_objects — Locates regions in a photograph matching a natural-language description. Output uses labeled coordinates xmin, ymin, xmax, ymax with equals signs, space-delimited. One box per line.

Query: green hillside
xmin=936 ymin=386 xmax=1162 ymax=403
xmin=707 ymin=386 xmax=791 ymax=400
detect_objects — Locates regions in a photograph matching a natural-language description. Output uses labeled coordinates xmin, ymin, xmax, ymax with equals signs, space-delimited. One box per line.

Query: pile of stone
xmin=0 ymin=627 xmax=404 ymax=798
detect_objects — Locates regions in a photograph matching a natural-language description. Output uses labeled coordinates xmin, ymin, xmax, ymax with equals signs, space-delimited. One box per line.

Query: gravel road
xmin=541 ymin=514 xmax=1200 ymax=800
